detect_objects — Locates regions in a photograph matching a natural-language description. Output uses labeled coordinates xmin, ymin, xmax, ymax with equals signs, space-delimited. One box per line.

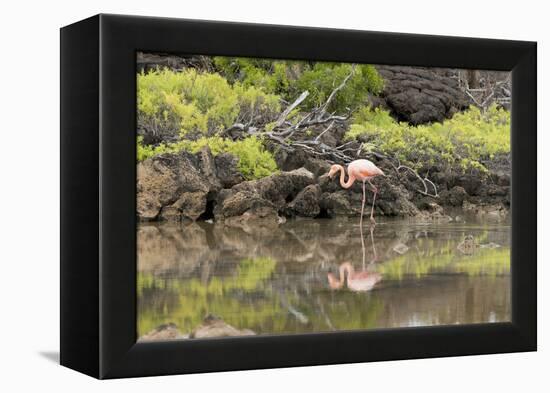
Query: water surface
xmin=137 ymin=217 xmax=510 ymax=338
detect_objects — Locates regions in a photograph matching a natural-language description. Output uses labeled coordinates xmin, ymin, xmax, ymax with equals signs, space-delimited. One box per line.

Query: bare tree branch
xmin=314 ymin=121 xmax=335 ymax=142
xmin=317 ymin=65 xmax=356 ymax=119
xmin=275 ymin=90 xmax=309 ymax=127
xmin=396 ymin=165 xmax=439 ymax=197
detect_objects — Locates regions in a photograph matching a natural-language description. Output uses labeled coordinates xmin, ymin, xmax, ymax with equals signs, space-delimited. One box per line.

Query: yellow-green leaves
xmin=213 ymin=57 xmax=384 ymax=113
xmin=346 ymin=105 xmax=510 ymax=171
xmin=137 ymin=136 xmax=278 ymax=180
xmin=138 ymin=68 xmax=280 ymax=138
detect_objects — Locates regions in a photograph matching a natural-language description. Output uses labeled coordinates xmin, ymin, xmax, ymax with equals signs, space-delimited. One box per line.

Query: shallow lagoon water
xmin=137 ymin=217 xmax=510 ymax=338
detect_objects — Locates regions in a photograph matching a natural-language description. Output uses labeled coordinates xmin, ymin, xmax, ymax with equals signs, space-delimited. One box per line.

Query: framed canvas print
xmin=60 ymin=14 xmax=536 ymax=379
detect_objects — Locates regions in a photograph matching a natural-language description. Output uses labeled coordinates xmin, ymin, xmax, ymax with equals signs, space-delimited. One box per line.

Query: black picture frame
xmin=60 ymin=14 xmax=537 ymax=379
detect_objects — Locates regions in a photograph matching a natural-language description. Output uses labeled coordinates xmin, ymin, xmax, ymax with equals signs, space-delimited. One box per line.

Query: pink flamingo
xmin=327 ymin=262 xmax=382 ymax=292
xmin=328 ymin=159 xmax=385 ymax=226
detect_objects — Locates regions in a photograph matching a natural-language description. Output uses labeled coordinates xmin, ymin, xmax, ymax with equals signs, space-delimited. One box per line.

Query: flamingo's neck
xmin=339 ymin=263 xmax=354 ymax=284
xmin=336 ymin=165 xmax=355 ymax=189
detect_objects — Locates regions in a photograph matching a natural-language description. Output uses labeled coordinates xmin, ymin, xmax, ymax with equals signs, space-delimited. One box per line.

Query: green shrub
xmin=295 ymin=63 xmax=383 ymax=112
xmin=137 ymin=68 xmax=280 ymax=140
xmin=214 ymin=57 xmax=384 ymax=113
xmin=346 ymin=105 xmax=510 ymax=171
xmin=214 ymin=57 xmax=291 ymax=95
xmin=137 ymin=135 xmax=278 ymax=180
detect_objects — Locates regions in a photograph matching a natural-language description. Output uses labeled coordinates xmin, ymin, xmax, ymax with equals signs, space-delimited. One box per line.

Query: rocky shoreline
xmin=136 ymin=53 xmax=510 ymax=225
xmin=137 ymin=146 xmax=510 ymax=225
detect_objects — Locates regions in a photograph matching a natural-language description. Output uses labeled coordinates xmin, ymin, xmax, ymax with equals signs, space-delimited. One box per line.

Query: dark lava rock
xmin=137 ymin=151 xmax=210 ymax=221
xmin=136 ymin=51 xmax=214 ymax=74
xmin=453 ymin=174 xmax=484 ymax=196
xmin=137 ymin=148 xmax=244 ymax=222
xmin=214 ymin=168 xmax=316 ymax=222
xmin=274 ymin=148 xmax=332 ymax=177
xmin=285 ymin=184 xmax=322 ymax=217
xmin=440 ymin=186 xmax=468 ymax=207
xmin=215 ymin=152 xmax=244 ymax=188
xmin=375 ymin=66 xmax=469 ymax=125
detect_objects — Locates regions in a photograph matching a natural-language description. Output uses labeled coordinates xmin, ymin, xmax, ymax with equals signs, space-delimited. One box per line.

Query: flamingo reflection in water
xmin=327 ymin=224 xmax=383 ymax=292
xmin=327 ymin=262 xmax=382 ymax=292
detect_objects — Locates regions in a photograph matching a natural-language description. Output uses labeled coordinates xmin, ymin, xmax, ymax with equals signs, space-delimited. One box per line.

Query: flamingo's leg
xmin=359 ymin=180 xmax=367 ymax=269
xmin=367 ymin=179 xmax=378 ymax=224
xmin=360 ymin=180 xmax=366 ymax=229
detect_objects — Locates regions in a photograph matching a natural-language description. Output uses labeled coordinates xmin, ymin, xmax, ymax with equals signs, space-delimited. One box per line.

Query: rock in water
xmin=139 ymin=323 xmax=185 ymax=341
xmin=190 ymin=315 xmax=255 ymax=339
xmin=137 ymin=151 xmax=210 ymax=221
xmin=214 ymin=168 xmax=315 ymax=223
xmin=393 ymin=243 xmax=409 ymax=255
xmin=137 ymin=148 xmax=245 ymax=222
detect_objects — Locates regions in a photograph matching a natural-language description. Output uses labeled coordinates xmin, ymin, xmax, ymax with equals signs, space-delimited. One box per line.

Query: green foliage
xmin=214 ymin=57 xmax=384 ymax=113
xmin=137 ymin=68 xmax=280 ymax=139
xmin=137 ymin=135 xmax=278 ymax=180
xmin=346 ymin=105 xmax=510 ymax=171
xmin=214 ymin=57 xmax=291 ymax=95
xmin=137 ymin=136 xmax=157 ymax=162
xmin=295 ymin=63 xmax=384 ymax=112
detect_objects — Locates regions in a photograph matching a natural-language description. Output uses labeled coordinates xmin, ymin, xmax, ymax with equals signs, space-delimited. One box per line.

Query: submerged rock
xmin=190 ymin=315 xmax=255 ymax=339
xmin=393 ymin=243 xmax=410 ymax=255
xmin=462 ymin=200 xmax=508 ymax=221
xmin=457 ymin=235 xmax=477 ymax=255
xmin=139 ymin=323 xmax=186 ymax=341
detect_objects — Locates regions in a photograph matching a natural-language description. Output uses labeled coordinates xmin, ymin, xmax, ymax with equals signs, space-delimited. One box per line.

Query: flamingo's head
xmin=328 ymin=164 xmax=341 ymax=179
xmin=327 ymin=272 xmax=343 ymax=289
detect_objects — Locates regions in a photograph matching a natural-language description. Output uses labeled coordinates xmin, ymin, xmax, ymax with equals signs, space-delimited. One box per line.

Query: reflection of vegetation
xmin=316 ymin=294 xmax=383 ymax=331
xmin=454 ymin=248 xmax=510 ymax=277
xmin=138 ymin=257 xmax=280 ymax=336
xmin=346 ymin=105 xmax=510 ymax=172
xmin=377 ymin=235 xmax=510 ymax=281
xmin=235 ymin=257 xmax=277 ymax=290
xmin=137 ymin=221 xmax=511 ymax=337
xmin=137 ymin=256 xmax=383 ymax=336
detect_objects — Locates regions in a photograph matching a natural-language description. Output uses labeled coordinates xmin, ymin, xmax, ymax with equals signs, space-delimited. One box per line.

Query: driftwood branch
xmin=459 ymin=70 xmax=511 ymax=110
xmin=317 ymin=65 xmax=356 ymax=119
xmin=270 ymin=65 xmax=356 ymax=138
xmin=275 ymin=90 xmax=309 ymax=127
xmin=314 ymin=121 xmax=335 ymax=141
xmin=396 ymin=164 xmax=439 ymax=197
